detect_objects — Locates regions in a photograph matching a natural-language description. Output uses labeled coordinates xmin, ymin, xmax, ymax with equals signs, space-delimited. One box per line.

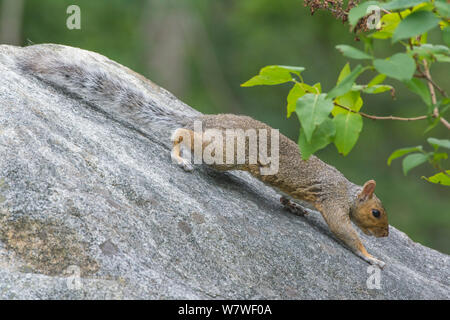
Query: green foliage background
xmin=2 ymin=0 xmax=448 ymax=253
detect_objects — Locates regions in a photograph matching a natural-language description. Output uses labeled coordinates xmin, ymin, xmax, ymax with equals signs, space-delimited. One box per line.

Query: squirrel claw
xmin=180 ymin=160 xmax=194 ymax=172
xmin=280 ymin=196 xmax=309 ymax=216
xmin=172 ymin=156 xmax=194 ymax=172
xmin=371 ymin=258 xmax=386 ymax=269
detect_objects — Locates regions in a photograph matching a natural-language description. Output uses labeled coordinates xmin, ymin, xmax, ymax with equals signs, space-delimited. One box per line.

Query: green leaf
xmin=298 ymin=119 xmax=336 ymax=160
xmin=443 ymin=26 xmax=450 ymax=47
xmin=403 ymin=78 xmax=432 ymax=106
xmin=402 ymin=153 xmax=429 ymax=175
xmin=365 ymin=85 xmax=393 ymax=94
xmin=336 ymin=45 xmax=373 ymax=60
xmin=442 ymin=98 xmax=450 ymax=107
xmin=297 ymin=82 xmax=321 ymax=94
xmin=427 ymin=137 xmax=450 ymax=150
xmin=333 ymin=90 xmax=363 ymax=116
xmin=432 ymin=152 xmax=448 ymax=162
xmin=435 ymin=54 xmax=450 ymax=63
xmin=337 ymin=63 xmax=351 ymax=84
xmin=287 ymin=83 xmax=306 ymax=118
xmin=241 ymin=65 xmax=305 ymax=87
xmin=409 ymin=44 xmax=450 ymax=63
xmin=392 ymin=11 xmax=440 ymax=43
xmin=411 ymin=1 xmax=434 ymax=12
xmin=327 ymin=65 xmax=365 ymax=99
xmin=295 ymin=93 xmax=334 ymax=143
xmin=373 ymin=53 xmax=415 ymax=81
xmin=360 ymin=35 xmax=374 ymax=54
xmin=387 ymin=146 xmax=423 ymax=165
xmin=313 ymin=82 xmax=322 ymax=93
xmin=348 ymin=1 xmax=380 ymax=27
xmin=423 ymin=170 xmax=450 ymax=186
xmin=409 ymin=44 xmax=450 ymax=58
xmin=435 ymin=1 xmax=450 ymax=18
xmin=368 ymin=74 xmax=387 ymax=86
xmin=369 ymin=12 xmax=404 ymax=39
xmin=382 ymin=0 xmax=427 ymax=11
xmin=353 ymin=84 xmax=393 ymax=94
xmin=333 ymin=112 xmax=363 ymax=156
xmin=424 ymin=117 xmax=441 ymax=134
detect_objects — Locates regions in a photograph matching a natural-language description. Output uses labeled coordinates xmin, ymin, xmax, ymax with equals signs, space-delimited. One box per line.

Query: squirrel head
xmin=350 ymin=180 xmax=389 ymax=238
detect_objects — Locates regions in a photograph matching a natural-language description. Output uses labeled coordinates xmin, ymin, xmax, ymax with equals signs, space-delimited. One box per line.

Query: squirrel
xmin=17 ymin=45 xmax=389 ymax=268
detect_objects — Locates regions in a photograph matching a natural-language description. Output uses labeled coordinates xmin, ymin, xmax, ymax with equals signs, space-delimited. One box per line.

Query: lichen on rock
xmin=0 ymin=212 xmax=98 ymax=276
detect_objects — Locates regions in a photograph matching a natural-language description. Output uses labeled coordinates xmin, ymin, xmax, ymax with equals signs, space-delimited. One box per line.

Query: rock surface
xmin=0 ymin=44 xmax=448 ymax=299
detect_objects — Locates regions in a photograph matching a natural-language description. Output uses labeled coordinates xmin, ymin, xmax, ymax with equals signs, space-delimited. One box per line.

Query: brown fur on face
xmin=350 ymin=180 xmax=389 ymax=238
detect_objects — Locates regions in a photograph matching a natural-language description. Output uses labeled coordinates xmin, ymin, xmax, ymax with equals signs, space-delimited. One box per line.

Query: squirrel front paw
xmin=364 ymin=254 xmax=386 ymax=269
xmin=171 ymin=153 xmax=194 ymax=172
xmin=178 ymin=158 xmax=194 ymax=172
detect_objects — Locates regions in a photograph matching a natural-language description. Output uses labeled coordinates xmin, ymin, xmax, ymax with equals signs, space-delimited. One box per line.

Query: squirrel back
xmin=185 ymin=114 xmax=349 ymax=205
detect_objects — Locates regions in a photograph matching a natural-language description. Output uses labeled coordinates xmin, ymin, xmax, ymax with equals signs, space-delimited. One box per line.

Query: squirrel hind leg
xmin=171 ymin=128 xmax=194 ymax=172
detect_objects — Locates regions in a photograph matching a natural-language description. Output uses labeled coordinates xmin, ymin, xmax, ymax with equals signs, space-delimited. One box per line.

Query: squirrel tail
xmin=15 ymin=45 xmax=190 ymax=130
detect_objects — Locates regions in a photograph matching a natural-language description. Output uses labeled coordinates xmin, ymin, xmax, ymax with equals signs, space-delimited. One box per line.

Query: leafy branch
xmin=421 ymin=59 xmax=450 ymax=129
xmin=242 ymin=0 xmax=450 ymax=186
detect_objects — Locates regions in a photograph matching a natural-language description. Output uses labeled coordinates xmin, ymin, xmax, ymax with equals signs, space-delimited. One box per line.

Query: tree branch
xmin=333 ymin=103 xmax=428 ymax=121
xmin=422 ymin=59 xmax=450 ymax=129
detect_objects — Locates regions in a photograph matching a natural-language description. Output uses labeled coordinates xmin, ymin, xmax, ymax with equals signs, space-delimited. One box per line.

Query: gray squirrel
xmin=17 ymin=45 xmax=389 ymax=268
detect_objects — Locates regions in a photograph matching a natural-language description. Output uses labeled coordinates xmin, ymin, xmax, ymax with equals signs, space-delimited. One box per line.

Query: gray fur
xmin=15 ymin=46 xmax=191 ymax=131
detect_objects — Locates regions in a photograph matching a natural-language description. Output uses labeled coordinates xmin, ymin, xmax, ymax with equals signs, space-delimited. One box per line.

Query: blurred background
xmin=0 ymin=0 xmax=448 ymax=253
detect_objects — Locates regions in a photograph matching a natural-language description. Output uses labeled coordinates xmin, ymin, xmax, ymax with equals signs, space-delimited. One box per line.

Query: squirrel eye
xmin=372 ymin=209 xmax=381 ymax=218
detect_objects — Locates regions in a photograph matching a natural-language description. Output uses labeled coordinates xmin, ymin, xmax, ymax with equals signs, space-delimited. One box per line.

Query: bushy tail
xmin=16 ymin=45 xmax=189 ymax=130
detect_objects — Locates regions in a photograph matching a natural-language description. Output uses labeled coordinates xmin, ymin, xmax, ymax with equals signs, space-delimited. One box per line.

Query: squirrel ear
xmin=358 ymin=180 xmax=376 ymax=201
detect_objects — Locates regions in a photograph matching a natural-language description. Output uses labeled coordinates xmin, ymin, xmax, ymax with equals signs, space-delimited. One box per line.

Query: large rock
xmin=0 ymin=44 xmax=448 ymax=299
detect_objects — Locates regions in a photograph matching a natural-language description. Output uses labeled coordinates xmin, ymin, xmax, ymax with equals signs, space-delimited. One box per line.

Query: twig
xmin=422 ymin=59 xmax=450 ymax=129
xmin=333 ymin=102 xmax=428 ymax=121
xmin=414 ymin=72 xmax=448 ymax=98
